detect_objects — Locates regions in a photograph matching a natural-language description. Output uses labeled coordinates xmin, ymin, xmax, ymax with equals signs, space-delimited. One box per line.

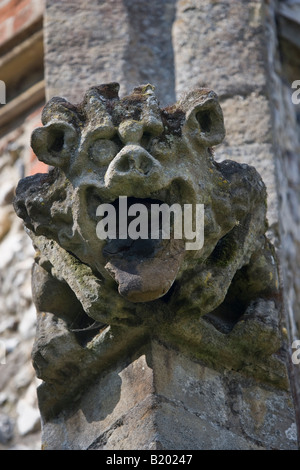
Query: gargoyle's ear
xmin=183 ymin=91 xmax=225 ymax=146
xmin=31 ymin=121 xmax=78 ymax=168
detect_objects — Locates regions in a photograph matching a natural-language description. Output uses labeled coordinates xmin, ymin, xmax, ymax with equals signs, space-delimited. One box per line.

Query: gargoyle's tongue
xmin=103 ymin=236 xmax=185 ymax=303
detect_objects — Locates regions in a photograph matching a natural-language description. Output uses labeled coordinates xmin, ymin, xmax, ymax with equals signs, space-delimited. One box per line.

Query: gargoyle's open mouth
xmin=102 ymin=196 xmax=186 ymax=303
xmin=103 ymin=197 xmax=168 ymax=258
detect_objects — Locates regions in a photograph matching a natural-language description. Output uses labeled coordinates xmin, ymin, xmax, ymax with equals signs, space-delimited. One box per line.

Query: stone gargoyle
xmin=14 ymin=83 xmax=279 ymax=336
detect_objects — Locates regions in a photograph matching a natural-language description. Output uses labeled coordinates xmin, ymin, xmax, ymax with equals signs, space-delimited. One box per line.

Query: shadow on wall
xmin=123 ymin=0 xmax=177 ymax=106
xmin=46 ymin=348 xmax=154 ymax=450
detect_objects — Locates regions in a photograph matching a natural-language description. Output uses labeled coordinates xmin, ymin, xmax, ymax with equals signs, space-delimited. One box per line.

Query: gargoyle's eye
xmin=196 ymin=110 xmax=212 ymax=133
xmin=184 ymin=98 xmax=225 ymax=148
xmin=89 ymin=139 xmax=120 ymax=165
xmin=31 ymin=121 xmax=78 ymax=168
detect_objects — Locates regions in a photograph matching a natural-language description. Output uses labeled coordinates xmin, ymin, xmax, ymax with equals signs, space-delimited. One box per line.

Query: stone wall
xmin=40 ymin=341 xmax=297 ymax=450
xmin=44 ymin=0 xmax=177 ymax=106
xmin=0 ymin=0 xmax=45 ymax=450
xmin=173 ymin=0 xmax=278 ymax=240
xmin=0 ymin=107 xmax=44 ymax=450
xmin=273 ymin=0 xmax=300 ymax=337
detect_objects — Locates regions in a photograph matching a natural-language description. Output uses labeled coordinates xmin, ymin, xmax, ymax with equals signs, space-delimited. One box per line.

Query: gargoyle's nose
xmin=115 ymin=146 xmax=155 ymax=175
xmin=104 ymin=144 xmax=162 ymax=188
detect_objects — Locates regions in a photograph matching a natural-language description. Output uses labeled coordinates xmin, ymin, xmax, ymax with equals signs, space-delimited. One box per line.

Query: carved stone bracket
xmin=13 ymin=83 xmax=296 ymax=449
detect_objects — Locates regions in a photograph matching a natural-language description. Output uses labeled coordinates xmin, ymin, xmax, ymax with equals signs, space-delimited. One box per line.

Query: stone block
xmin=173 ymin=0 xmax=267 ymax=98
xmin=44 ymin=0 xmax=176 ymax=105
xmin=40 ymin=341 xmax=298 ymax=450
xmin=220 ymin=94 xmax=272 ymax=146
xmin=155 ymin=400 xmax=264 ymax=450
xmin=41 ymin=352 xmax=155 ymax=450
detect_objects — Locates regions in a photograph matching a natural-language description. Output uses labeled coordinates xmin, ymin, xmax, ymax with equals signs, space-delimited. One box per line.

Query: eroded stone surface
xmin=13 ymin=83 xmax=293 ymax=449
xmin=14 ymin=83 xmax=278 ymax=325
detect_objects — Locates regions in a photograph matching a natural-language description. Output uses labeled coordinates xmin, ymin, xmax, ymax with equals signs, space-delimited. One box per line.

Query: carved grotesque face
xmin=15 ymin=83 xmax=273 ymax=324
xmin=27 ymin=83 xmax=230 ymax=302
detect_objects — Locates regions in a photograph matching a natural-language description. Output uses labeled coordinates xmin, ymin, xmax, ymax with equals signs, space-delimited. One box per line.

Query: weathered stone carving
xmin=13 ymin=84 xmax=285 ymax=419
xmin=14 ymin=83 xmax=278 ymax=323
